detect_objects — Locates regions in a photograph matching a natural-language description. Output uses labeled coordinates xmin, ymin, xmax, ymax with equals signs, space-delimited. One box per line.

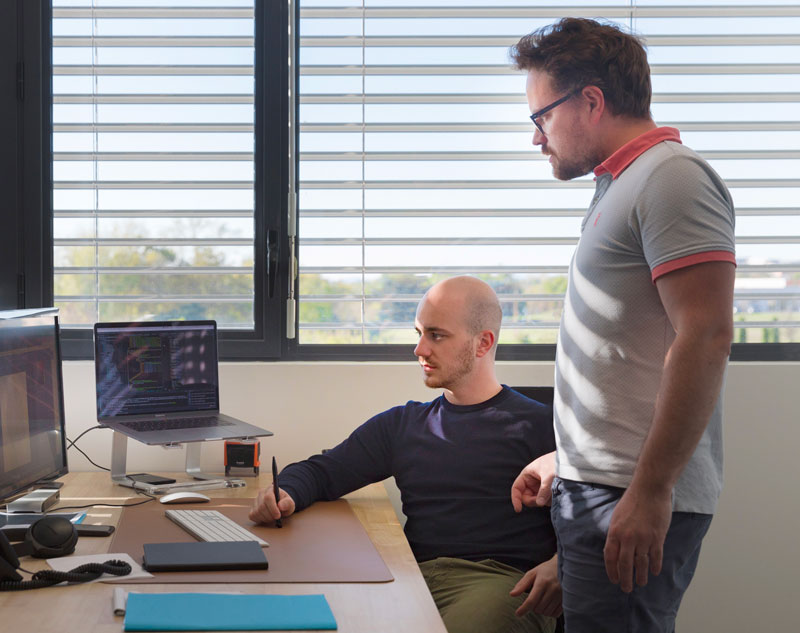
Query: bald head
xmin=419 ymin=276 xmax=502 ymax=344
xmin=414 ymin=276 xmax=503 ymax=403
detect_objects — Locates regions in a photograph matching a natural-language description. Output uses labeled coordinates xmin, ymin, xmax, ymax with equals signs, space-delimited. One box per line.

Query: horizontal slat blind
xmin=297 ymin=1 xmax=800 ymax=345
xmin=52 ymin=1 xmax=255 ymax=328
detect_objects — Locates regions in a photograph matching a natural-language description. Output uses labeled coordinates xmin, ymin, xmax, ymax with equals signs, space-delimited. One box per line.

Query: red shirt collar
xmin=593 ymin=127 xmax=682 ymax=179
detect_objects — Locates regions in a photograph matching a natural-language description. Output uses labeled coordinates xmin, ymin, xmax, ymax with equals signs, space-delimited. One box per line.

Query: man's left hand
xmin=510 ymin=554 xmax=562 ymax=618
xmin=603 ymin=486 xmax=672 ymax=593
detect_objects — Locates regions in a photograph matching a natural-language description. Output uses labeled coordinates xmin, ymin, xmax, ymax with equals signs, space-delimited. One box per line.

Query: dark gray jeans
xmin=551 ymin=477 xmax=712 ymax=633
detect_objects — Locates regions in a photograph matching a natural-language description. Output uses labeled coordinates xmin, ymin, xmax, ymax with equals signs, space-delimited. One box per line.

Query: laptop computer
xmin=94 ymin=320 xmax=272 ymax=445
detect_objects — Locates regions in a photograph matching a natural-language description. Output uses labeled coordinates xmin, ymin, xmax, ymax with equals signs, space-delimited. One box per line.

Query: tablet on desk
xmin=142 ymin=541 xmax=269 ymax=572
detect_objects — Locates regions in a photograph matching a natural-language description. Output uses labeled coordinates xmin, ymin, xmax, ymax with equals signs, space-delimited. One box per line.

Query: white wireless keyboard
xmin=165 ymin=509 xmax=269 ymax=547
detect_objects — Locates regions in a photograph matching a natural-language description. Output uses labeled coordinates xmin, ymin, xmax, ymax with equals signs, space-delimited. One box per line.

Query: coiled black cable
xmin=0 ymin=559 xmax=131 ymax=591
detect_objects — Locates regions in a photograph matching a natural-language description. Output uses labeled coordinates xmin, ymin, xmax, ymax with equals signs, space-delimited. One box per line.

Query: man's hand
xmin=603 ymin=486 xmax=672 ymax=593
xmin=510 ymin=555 xmax=562 ymax=618
xmin=248 ymin=486 xmax=296 ymax=524
xmin=511 ymin=451 xmax=556 ymax=511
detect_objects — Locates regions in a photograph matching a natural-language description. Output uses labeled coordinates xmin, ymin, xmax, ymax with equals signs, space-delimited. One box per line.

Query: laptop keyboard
xmin=121 ymin=417 xmax=234 ymax=432
xmin=166 ymin=509 xmax=269 ymax=547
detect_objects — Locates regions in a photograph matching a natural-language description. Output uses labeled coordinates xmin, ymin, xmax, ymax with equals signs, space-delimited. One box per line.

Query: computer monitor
xmin=0 ymin=311 xmax=68 ymax=506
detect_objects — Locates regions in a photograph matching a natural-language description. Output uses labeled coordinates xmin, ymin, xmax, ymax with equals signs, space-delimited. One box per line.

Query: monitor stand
xmin=110 ymin=431 xmax=243 ymax=493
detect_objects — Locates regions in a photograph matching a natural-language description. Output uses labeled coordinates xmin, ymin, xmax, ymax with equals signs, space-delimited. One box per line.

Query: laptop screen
xmin=94 ymin=321 xmax=220 ymax=419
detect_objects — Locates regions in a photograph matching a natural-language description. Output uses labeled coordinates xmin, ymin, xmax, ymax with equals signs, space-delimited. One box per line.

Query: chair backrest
xmin=510 ymin=386 xmax=554 ymax=406
xmin=510 ymin=385 xmax=562 ymax=633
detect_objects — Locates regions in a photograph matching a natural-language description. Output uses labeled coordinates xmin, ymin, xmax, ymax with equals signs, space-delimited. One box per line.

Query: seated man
xmin=249 ymin=276 xmax=560 ymax=633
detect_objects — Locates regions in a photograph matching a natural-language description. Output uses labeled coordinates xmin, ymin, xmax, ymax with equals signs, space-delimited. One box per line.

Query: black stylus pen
xmin=272 ymin=456 xmax=282 ymax=528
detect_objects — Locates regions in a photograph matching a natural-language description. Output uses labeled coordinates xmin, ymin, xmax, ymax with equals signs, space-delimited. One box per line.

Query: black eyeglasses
xmin=529 ymin=88 xmax=582 ymax=134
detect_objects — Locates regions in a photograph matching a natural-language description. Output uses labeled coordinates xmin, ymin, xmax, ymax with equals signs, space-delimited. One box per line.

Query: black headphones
xmin=0 ymin=516 xmax=130 ymax=590
xmin=17 ymin=514 xmax=78 ymax=558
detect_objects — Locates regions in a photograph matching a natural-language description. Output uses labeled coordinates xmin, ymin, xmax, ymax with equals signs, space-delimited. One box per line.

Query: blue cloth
xmin=123 ymin=593 xmax=337 ymax=631
xmin=551 ymin=477 xmax=712 ymax=633
xmin=279 ymin=386 xmax=557 ymax=572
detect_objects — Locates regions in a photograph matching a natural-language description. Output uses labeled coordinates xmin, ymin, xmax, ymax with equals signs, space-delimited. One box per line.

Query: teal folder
xmin=123 ymin=593 xmax=337 ymax=631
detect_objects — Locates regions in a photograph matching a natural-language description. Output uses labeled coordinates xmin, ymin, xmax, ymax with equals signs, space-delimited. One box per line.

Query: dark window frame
xmin=0 ymin=1 xmax=52 ymax=316
xmin=286 ymin=343 xmax=800 ymax=363
xmin=7 ymin=1 xmax=289 ymax=360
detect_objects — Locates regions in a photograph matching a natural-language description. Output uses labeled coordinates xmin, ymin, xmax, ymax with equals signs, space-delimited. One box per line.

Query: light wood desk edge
xmin=0 ymin=473 xmax=447 ymax=633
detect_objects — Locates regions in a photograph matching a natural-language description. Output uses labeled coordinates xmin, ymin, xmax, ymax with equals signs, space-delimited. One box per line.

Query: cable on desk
xmin=0 ymin=560 xmax=132 ymax=591
xmin=50 ymin=476 xmax=159 ymax=511
xmin=59 ymin=428 xmax=187 ymax=509
xmin=50 ymin=488 xmax=157 ymax=512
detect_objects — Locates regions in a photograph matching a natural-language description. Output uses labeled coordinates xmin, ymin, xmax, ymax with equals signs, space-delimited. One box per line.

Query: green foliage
xmin=738 ymin=325 xmax=747 ymax=343
xmin=55 ymin=223 xmax=800 ymax=345
xmin=761 ymin=317 xmax=780 ymax=343
xmin=56 ymin=220 xmax=254 ymax=326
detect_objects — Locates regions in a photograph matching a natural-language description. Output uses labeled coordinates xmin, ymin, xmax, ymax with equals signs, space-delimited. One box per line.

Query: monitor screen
xmin=94 ymin=321 xmax=219 ymax=419
xmin=0 ymin=312 xmax=68 ymax=505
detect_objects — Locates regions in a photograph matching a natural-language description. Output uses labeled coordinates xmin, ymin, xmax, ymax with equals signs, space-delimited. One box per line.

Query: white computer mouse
xmin=158 ymin=491 xmax=211 ymax=504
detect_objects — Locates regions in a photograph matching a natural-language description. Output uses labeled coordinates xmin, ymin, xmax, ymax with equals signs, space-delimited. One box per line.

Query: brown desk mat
xmin=109 ymin=499 xmax=393 ymax=584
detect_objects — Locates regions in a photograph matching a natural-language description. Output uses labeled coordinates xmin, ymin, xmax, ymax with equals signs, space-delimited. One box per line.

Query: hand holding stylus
xmin=247 ymin=458 xmax=295 ymax=525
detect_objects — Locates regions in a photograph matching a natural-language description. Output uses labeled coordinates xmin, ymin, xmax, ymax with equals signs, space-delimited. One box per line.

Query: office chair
xmin=510 ymin=386 xmax=564 ymax=633
xmin=510 ymin=385 xmax=554 ymax=405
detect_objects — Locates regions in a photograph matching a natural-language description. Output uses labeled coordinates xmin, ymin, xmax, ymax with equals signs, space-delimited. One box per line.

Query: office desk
xmin=0 ymin=473 xmax=447 ymax=633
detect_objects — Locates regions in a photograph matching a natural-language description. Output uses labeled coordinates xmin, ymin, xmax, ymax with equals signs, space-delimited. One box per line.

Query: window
xmin=295 ymin=1 xmax=800 ymax=361
xmin=48 ymin=0 xmax=288 ymax=358
xmin=2 ymin=2 xmax=798 ymax=360
xmin=53 ymin=3 xmax=257 ymax=328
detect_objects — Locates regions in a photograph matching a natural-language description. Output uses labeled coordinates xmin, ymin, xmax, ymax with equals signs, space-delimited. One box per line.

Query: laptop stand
xmin=110 ymin=431 xmax=245 ymax=493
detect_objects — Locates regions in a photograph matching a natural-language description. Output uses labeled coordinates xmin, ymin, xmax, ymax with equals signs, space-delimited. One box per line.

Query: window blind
xmin=296 ymin=1 xmax=800 ymax=346
xmin=52 ymin=1 xmax=256 ymax=329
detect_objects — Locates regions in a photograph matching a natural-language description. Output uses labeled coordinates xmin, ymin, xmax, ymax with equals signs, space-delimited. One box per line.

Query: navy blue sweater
xmin=278 ymin=386 xmax=557 ymax=572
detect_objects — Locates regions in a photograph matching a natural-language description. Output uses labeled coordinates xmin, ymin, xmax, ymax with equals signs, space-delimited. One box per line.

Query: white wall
xmin=63 ymin=360 xmax=800 ymax=631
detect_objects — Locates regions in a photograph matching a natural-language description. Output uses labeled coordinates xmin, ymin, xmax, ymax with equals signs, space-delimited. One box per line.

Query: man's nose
xmin=414 ymin=339 xmax=428 ymax=358
xmin=533 ymin=127 xmax=546 ymax=146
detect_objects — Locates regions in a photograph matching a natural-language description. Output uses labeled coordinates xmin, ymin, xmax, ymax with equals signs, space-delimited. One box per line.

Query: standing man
xmin=508 ymin=18 xmax=735 ymax=633
xmin=251 ymin=276 xmax=561 ymax=633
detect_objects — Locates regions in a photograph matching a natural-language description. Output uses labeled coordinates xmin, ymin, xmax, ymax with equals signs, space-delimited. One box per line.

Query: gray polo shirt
xmin=554 ymin=127 xmax=735 ymax=514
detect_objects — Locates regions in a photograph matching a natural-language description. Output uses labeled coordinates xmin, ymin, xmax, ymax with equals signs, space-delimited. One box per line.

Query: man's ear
xmin=581 ymin=85 xmax=605 ymax=123
xmin=475 ymin=330 xmax=496 ymax=358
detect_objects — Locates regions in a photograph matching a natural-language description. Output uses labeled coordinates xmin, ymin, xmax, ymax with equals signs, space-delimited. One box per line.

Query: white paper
xmin=46 ymin=552 xmax=153 ymax=583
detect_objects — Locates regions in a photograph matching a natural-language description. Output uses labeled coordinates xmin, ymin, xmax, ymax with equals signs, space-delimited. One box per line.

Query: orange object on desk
xmin=224 ymin=439 xmax=260 ymax=475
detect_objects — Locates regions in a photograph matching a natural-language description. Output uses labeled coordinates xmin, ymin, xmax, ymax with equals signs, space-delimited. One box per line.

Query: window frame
xmin=3 ymin=1 xmax=799 ymax=363
xmin=0 ymin=1 xmax=53 ymax=319
xmin=285 ymin=2 xmax=800 ymax=363
xmin=7 ymin=0 xmax=289 ymax=360
xmin=287 ymin=344 xmax=800 ymax=363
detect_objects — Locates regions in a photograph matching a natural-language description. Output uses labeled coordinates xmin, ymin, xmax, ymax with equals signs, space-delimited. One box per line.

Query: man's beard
xmin=549 ymin=148 xmax=602 ymax=181
xmin=545 ymin=130 xmax=605 ymax=181
xmin=422 ymin=341 xmax=475 ymax=390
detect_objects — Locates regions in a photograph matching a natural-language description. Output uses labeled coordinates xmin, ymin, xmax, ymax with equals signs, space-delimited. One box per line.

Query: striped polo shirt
xmin=554 ymin=126 xmax=735 ymax=514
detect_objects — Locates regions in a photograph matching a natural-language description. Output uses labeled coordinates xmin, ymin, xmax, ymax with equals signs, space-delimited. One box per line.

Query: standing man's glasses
xmin=529 ymin=88 xmax=582 ymax=134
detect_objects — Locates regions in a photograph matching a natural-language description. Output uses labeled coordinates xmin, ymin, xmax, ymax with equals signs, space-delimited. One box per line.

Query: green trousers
xmin=420 ymin=557 xmax=556 ymax=633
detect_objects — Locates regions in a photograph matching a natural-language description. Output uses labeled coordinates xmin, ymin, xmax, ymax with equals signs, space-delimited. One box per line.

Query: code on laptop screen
xmin=95 ymin=322 xmax=219 ymax=418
